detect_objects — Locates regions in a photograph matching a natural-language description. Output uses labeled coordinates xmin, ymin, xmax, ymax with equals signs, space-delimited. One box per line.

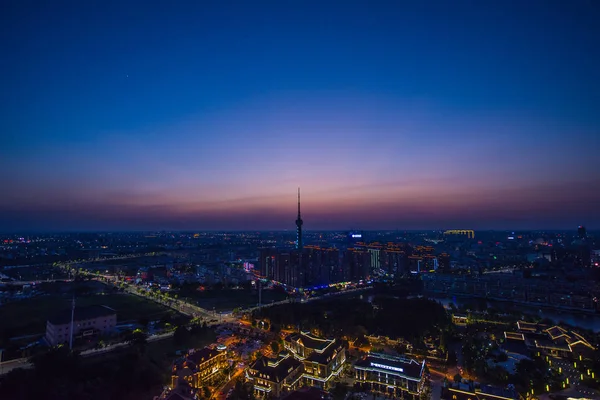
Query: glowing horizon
xmin=1 ymin=2 xmax=599 ymax=231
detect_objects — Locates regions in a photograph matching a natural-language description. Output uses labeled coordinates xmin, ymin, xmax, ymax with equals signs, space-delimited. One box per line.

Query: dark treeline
xmin=0 ymin=323 xmax=215 ymax=400
xmin=253 ymin=296 xmax=450 ymax=341
xmin=0 ymin=345 xmax=164 ymax=400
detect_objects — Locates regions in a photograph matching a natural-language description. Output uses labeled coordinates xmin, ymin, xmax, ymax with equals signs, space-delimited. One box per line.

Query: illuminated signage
xmin=351 ymin=234 xmax=362 ymax=238
xmin=370 ymin=362 xmax=403 ymax=373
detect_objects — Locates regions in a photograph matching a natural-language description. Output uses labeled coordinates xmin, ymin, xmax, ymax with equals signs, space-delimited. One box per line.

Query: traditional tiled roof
xmin=187 ymin=347 xmax=223 ymax=366
xmin=305 ymin=341 xmax=343 ymax=364
xmin=545 ymin=325 xmax=569 ymax=340
xmin=286 ymin=331 xmax=334 ymax=352
xmin=250 ymin=353 xmax=302 ymax=383
xmin=516 ymin=321 xmax=546 ymax=332
xmin=503 ymin=332 xmax=524 ymax=341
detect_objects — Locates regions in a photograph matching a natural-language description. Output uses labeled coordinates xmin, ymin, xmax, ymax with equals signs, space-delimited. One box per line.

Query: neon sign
xmin=370 ymin=362 xmax=403 ymax=373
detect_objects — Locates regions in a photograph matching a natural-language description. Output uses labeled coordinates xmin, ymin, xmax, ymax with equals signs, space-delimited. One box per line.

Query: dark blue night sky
xmin=1 ymin=0 xmax=599 ymax=231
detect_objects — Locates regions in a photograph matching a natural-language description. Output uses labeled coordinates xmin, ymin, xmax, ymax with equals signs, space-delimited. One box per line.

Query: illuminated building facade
xmin=247 ymin=352 xmax=303 ymax=398
xmin=353 ymin=353 xmax=426 ymax=399
xmin=171 ymin=347 xmax=228 ymax=388
xmin=284 ymin=331 xmax=346 ymax=389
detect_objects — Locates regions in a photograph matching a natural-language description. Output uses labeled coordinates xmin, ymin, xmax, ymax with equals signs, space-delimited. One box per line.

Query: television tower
xmin=295 ymin=188 xmax=303 ymax=250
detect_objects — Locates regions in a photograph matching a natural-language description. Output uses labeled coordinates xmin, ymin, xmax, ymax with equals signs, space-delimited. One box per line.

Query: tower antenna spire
xmin=295 ymin=188 xmax=303 ymax=250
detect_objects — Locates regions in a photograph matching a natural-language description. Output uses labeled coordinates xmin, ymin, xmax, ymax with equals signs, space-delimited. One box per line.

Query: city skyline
xmin=1 ymin=1 xmax=599 ymax=231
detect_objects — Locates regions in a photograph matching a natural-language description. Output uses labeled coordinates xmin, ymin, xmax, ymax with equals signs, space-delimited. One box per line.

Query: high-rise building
xmin=352 ymin=242 xmax=409 ymax=279
xmin=296 ymin=188 xmax=303 ymax=250
xmin=578 ymin=225 xmax=587 ymax=239
xmin=342 ymin=248 xmax=371 ymax=281
xmin=259 ymin=248 xmax=277 ymax=279
xmin=303 ymin=245 xmax=339 ymax=287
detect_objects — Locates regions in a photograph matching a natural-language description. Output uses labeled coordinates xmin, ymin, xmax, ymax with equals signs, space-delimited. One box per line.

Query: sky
xmin=1 ymin=0 xmax=599 ymax=231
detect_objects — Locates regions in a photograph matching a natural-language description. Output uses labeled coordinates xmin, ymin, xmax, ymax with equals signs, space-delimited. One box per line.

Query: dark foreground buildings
xmin=45 ymin=304 xmax=116 ymax=346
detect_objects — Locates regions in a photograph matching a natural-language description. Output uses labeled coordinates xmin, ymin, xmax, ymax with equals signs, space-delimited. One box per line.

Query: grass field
xmin=2 ymin=265 xmax=69 ymax=281
xmin=186 ymin=288 xmax=289 ymax=311
xmin=0 ymin=293 xmax=176 ymax=337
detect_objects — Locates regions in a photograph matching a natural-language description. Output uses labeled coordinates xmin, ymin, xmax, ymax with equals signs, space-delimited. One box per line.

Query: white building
xmin=45 ymin=304 xmax=117 ymax=346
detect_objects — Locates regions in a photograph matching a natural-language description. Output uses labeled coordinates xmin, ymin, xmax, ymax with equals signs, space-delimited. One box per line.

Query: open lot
xmin=0 ymin=292 xmax=177 ymax=338
xmin=185 ymin=288 xmax=288 ymax=311
xmin=1 ymin=265 xmax=69 ymax=282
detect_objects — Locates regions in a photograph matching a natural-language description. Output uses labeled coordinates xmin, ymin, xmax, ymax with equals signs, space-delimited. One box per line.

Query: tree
xmin=229 ymin=381 xmax=255 ymax=400
xmin=420 ymin=378 xmax=432 ymax=400
xmin=447 ymin=351 xmax=457 ymax=366
xmin=270 ymin=341 xmax=280 ymax=354
xmin=127 ymin=328 xmax=148 ymax=353
xmin=138 ymin=318 xmax=150 ymax=329
xmin=454 ymin=373 xmax=462 ymax=383
xmin=174 ymin=326 xmax=191 ymax=346
xmin=331 ymin=382 xmax=349 ymax=400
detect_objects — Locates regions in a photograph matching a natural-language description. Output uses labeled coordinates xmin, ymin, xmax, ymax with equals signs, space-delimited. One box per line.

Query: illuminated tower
xmin=296 ymin=188 xmax=303 ymax=250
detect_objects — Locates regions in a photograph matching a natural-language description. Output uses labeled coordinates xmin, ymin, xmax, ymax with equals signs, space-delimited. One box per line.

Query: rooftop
xmin=186 ymin=347 xmax=224 ymax=366
xmin=285 ymin=331 xmax=334 ymax=352
xmin=250 ymin=353 xmax=302 ymax=383
xmin=48 ymin=304 xmax=116 ymax=325
xmin=305 ymin=341 xmax=343 ymax=364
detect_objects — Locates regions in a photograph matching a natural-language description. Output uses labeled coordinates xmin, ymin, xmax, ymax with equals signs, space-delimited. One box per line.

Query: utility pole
xmin=69 ymin=296 xmax=75 ymax=350
xmin=258 ymin=280 xmax=262 ymax=308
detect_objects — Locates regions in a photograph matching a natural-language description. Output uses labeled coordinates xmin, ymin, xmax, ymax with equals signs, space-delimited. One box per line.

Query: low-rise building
xmin=442 ymin=385 xmax=519 ymax=400
xmin=45 ymin=304 xmax=116 ymax=346
xmin=171 ymin=347 xmax=228 ymax=388
xmin=284 ymin=331 xmax=346 ymax=389
xmin=247 ymin=352 xmax=303 ymax=398
xmin=505 ymin=322 xmax=596 ymax=359
xmin=354 ymin=353 xmax=426 ymax=399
